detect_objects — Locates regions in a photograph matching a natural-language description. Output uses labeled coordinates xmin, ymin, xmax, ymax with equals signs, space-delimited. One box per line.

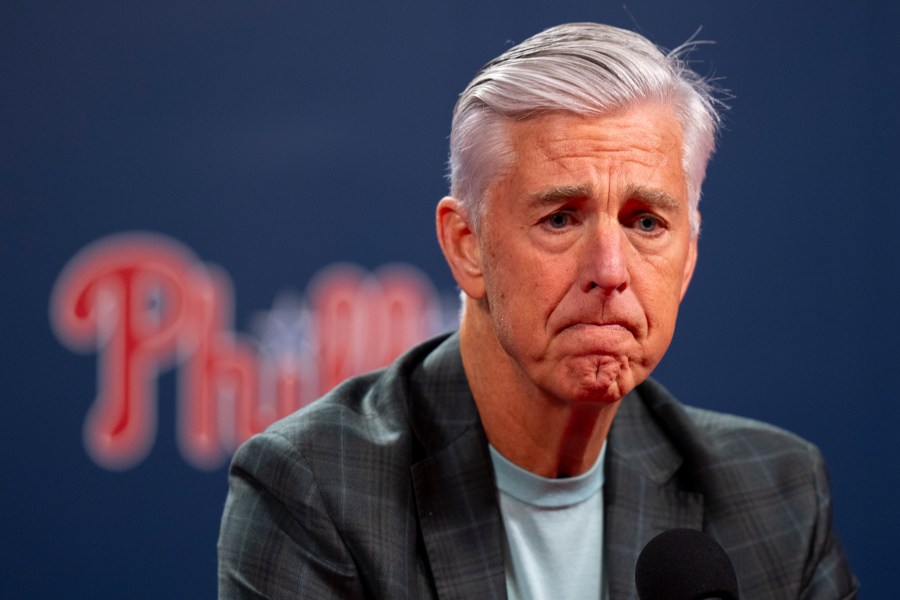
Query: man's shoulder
xmin=264 ymin=367 xmax=401 ymax=447
xmin=684 ymin=403 xmax=817 ymax=459
xmin=225 ymin=333 xmax=459 ymax=521
xmin=242 ymin=331 xmax=469 ymax=469
xmin=630 ymin=378 xmax=825 ymax=493
xmin=263 ymin=333 xmax=453 ymax=446
xmin=638 ymin=377 xmax=819 ymax=459
xmin=682 ymin=403 xmax=826 ymax=498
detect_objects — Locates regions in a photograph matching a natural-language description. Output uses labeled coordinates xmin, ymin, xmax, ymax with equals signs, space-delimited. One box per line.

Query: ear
xmin=679 ymin=212 xmax=700 ymax=301
xmin=436 ymin=196 xmax=485 ymax=299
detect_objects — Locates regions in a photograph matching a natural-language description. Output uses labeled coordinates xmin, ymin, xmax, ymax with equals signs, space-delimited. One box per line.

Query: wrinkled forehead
xmin=482 ymin=106 xmax=687 ymax=213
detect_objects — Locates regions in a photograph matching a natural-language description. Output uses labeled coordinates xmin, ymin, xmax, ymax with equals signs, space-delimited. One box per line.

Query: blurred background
xmin=2 ymin=1 xmax=897 ymax=597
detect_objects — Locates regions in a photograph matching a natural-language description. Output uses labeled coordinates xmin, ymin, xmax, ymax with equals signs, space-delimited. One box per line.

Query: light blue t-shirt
xmin=489 ymin=444 xmax=608 ymax=600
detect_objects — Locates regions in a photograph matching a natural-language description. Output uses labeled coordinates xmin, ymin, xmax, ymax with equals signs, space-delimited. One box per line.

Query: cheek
xmin=639 ymin=264 xmax=686 ymax=332
xmin=488 ymin=271 xmax=556 ymax=352
xmin=488 ymin=246 xmax=562 ymax=304
xmin=647 ymin=298 xmax=679 ymax=339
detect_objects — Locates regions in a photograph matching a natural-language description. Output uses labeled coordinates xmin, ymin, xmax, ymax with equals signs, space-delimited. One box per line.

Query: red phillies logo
xmin=50 ymin=233 xmax=454 ymax=471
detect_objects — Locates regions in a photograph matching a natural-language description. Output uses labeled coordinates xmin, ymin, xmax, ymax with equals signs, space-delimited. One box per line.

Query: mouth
xmin=557 ymin=322 xmax=637 ymax=359
xmin=565 ymin=321 xmax=635 ymax=335
xmin=559 ymin=322 xmax=640 ymax=351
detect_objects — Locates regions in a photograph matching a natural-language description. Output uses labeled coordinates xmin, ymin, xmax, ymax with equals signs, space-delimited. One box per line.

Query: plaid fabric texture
xmin=218 ymin=333 xmax=858 ymax=599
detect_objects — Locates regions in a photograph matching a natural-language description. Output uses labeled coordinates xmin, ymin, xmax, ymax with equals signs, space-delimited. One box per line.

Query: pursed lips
xmin=562 ymin=320 xmax=637 ymax=336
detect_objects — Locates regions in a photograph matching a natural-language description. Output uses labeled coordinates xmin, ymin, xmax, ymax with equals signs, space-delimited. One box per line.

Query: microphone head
xmin=635 ymin=528 xmax=739 ymax=600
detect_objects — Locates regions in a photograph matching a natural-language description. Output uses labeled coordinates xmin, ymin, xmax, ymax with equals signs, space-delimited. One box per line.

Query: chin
xmin=558 ymin=355 xmax=635 ymax=405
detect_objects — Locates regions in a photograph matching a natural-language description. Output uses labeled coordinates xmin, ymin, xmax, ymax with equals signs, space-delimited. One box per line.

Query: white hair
xmin=448 ymin=22 xmax=723 ymax=237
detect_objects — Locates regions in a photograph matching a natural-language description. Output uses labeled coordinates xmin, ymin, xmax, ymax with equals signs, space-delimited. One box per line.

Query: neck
xmin=459 ymin=305 xmax=623 ymax=479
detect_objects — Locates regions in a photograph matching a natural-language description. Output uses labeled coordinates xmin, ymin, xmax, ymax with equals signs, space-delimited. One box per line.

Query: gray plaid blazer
xmin=218 ymin=333 xmax=858 ymax=599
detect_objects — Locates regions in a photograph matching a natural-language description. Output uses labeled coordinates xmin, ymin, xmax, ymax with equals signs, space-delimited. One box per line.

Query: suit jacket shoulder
xmin=606 ymin=378 xmax=858 ymax=599
xmin=218 ymin=332 xmax=506 ymax=599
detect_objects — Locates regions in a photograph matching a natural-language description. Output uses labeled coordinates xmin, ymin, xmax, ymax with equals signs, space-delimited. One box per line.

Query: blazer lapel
xmin=407 ymin=334 xmax=507 ymax=600
xmin=412 ymin=429 xmax=507 ymax=599
xmin=604 ymin=383 xmax=705 ymax=600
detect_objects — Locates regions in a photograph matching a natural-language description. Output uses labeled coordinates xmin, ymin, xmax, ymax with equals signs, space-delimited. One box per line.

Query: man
xmin=218 ymin=23 xmax=858 ymax=599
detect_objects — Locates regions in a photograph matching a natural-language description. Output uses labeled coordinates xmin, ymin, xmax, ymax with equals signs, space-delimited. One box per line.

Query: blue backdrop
xmin=3 ymin=1 xmax=898 ymax=597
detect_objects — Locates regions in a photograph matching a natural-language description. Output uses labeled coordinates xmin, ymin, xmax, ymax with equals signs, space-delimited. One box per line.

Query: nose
xmin=581 ymin=219 xmax=629 ymax=294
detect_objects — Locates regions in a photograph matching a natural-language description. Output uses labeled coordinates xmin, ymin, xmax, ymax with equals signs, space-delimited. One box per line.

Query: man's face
xmin=473 ymin=103 xmax=697 ymax=405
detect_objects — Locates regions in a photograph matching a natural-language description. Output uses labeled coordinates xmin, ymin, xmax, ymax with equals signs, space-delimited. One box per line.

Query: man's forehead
xmin=506 ymin=105 xmax=684 ymax=150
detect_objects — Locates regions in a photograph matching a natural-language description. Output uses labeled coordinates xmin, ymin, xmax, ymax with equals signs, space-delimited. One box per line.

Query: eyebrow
xmin=527 ymin=184 xmax=594 ymax=207
xmin=624 ymin=184 xmax=683 ymax=215
xmin=527 ymin=183 xmax=683 ymax=214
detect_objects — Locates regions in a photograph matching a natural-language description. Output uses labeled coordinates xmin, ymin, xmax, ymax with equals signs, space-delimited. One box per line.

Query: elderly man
xmin=218 ymin=23 xmax=858 ymax=599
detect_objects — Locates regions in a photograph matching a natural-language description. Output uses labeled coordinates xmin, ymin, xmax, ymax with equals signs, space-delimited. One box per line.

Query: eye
xmin=545 ymin=211 xmax=571 ymax=229
xmin=548 ymin=213 xmax=569 ymax=229
xmin=635 ymin=214 xmax=663 ymax=233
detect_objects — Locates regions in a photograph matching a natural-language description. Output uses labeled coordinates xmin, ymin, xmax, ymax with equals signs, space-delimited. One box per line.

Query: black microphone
xmin=635 ymin=528 xmax=739 ymax=600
